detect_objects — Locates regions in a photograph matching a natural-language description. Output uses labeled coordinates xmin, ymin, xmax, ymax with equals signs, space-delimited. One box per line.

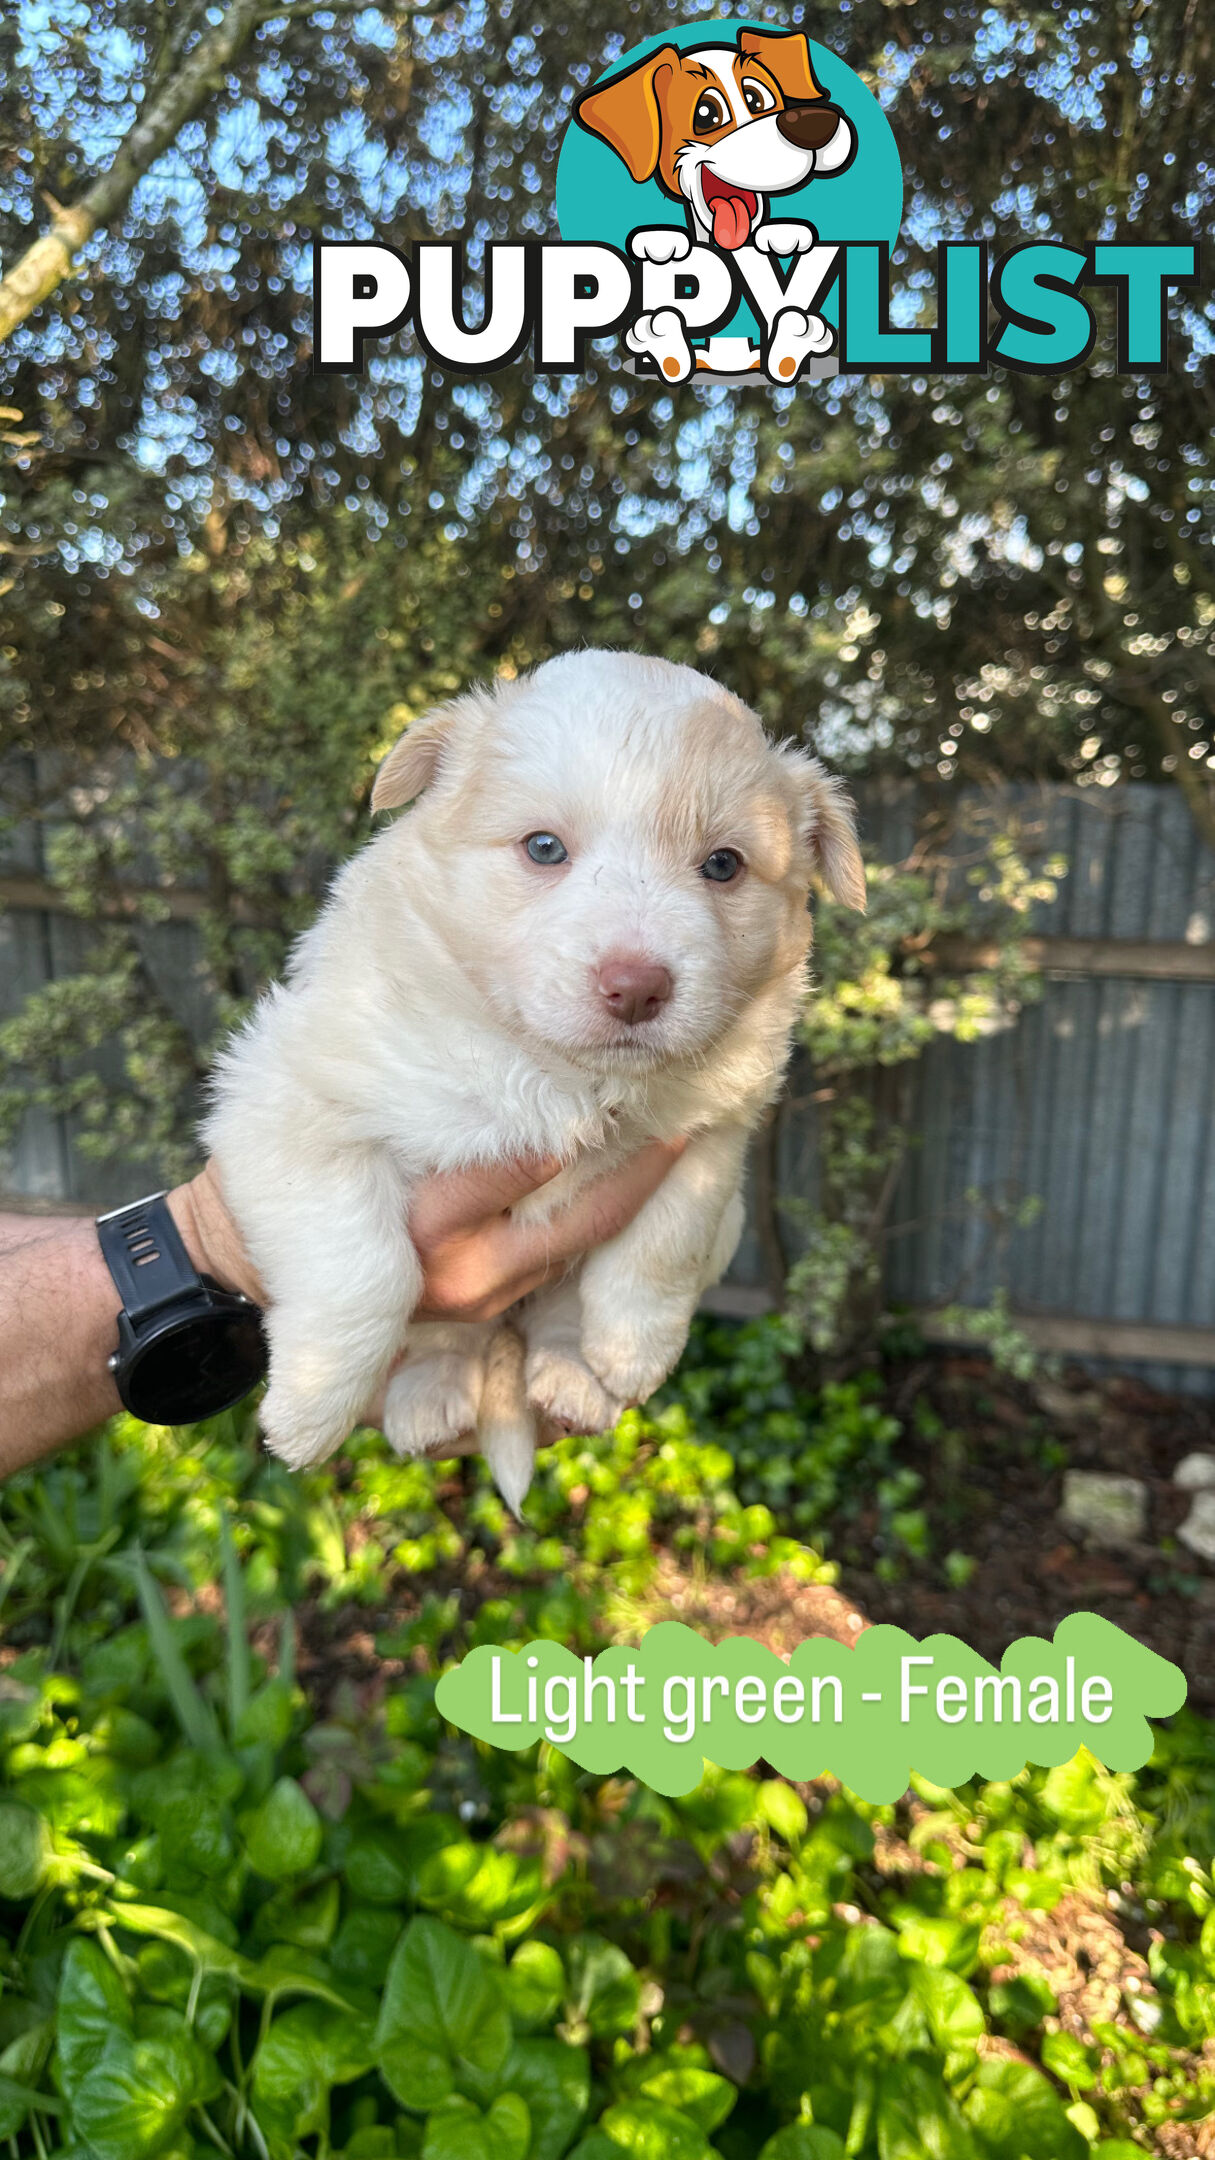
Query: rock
xmin=1177 ymin=1490 xmax=1215 ymax=1565
xmin=1059 ymin=1471 xmax=1149 ymax=1549
xmin=1174 ymin=1451 xmax=1215 ymax=1492
xmin=1035 ymin=1379 xmax=1103 ymax=1428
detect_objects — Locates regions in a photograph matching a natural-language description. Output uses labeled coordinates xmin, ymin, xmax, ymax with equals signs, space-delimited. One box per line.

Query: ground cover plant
xmin=0 ymin=1323 xmax=1213 ymax=2159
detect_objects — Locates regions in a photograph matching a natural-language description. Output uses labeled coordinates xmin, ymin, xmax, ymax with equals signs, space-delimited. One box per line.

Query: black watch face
xmin=124 ymin=1307 xmax=266 ymax=1425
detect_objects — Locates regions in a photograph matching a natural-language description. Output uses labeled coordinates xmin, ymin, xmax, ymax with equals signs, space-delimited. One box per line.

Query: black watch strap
xmin=96 ymin=1192 xmax=205 ymax=1321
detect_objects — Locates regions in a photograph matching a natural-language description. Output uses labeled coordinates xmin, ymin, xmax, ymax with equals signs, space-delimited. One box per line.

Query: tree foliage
xmin=1 ymin=0 xmax=1210 ymax=1256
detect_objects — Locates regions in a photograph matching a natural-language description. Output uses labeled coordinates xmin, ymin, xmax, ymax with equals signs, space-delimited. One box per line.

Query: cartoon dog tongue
xmin=703 ymin=178 xmax=757 ymax=250
xmin=711 ymin=193 xmax=751 ymax=249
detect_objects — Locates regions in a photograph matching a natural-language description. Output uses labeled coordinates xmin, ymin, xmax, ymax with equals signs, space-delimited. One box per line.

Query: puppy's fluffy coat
xmin=206 ymin=651 xmax=865 ymax=1508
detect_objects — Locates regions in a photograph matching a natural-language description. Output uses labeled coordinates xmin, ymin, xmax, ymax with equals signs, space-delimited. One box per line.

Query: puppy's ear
xmin=788 ymin=753 xmax=867 ymax=911
xmin=371 ymin=705 xmax=457 ymax=812
xmin=575 ymin=46 xmax=679 ymax=184
xmin=738 ymin=28 xmax=826 ymax=104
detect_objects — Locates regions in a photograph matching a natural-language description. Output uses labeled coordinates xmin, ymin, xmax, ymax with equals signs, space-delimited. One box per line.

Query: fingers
xmin=494 ymin=1138 xmax=686 ymax=1278
xmin=408 ymin=1153 xmax=565 ymax=1250
xmin=412 ymin=1141 xmax=686 ymax=1322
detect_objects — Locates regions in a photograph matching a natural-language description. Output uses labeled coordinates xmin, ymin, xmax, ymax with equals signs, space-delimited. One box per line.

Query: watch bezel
xmin=111 ymin=1286 xmax=267 ymax=1424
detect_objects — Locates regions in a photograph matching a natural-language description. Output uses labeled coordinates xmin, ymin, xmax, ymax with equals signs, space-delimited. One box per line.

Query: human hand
xmin=169 ymin=1144 xmax=686 ymax=1320
xmin=168 ymin=1145 xmax=687 ymax=1452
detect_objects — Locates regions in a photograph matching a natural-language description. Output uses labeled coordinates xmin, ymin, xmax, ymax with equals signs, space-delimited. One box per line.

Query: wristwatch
xmin=96 ymin=1192 xmax=267 ymax=1424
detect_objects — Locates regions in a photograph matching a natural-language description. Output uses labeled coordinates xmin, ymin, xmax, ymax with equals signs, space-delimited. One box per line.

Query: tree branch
xmin=0 ymin=0 xmax=268 ymax=346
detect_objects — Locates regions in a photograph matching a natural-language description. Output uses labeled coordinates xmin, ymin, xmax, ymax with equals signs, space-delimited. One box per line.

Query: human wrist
xmin=166 ymin=1165 xmax=266 ymax=1305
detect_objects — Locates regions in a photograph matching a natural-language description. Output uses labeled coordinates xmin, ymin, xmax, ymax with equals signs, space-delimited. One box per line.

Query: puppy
xmin=576 ymin=28 xmax=855 ymax=255
xmin=205 ymin=652 xmax=865 ymax=1511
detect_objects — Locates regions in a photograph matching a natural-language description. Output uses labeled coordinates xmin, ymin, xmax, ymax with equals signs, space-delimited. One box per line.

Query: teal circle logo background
xmin=556 ymin=21 xmax=903 ymax=257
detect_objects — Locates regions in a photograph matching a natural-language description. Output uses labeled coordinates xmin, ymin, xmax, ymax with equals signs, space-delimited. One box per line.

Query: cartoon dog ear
xmin=371 ymin=703 xmax=458 ymax=812
xmin=575 ymin=46 xmax=679 ymax=184
xmin=787 ymin=752 xmax=867 ymax=911
xmin=738 ymin=27 xmax=827 ymax=104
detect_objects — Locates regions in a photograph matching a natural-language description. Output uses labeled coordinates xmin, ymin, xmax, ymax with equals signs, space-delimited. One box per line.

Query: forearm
xmin=0 ymin=1190 xmax=226 ymax=1476
xmin=0 ymin=1215 xmax=124 ymax=1472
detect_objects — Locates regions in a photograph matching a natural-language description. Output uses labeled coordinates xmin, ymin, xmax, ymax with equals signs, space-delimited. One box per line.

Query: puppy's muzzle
xmin=776 ymin=103 xmax=846 ymax=151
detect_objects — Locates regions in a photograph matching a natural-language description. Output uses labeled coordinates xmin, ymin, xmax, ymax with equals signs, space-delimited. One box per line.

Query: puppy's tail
xmin=478 ymin=1323 xmax=536 ymax=1518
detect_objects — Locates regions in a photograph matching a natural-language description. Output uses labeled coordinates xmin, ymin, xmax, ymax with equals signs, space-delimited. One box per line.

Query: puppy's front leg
xmin=523 ymin=1275 xmax=624 ymax=1438
xmin=578 ymin=1125 xmax=748 ymax=1410
xmin=217 ymin=1119 xmax=420 ymax=1469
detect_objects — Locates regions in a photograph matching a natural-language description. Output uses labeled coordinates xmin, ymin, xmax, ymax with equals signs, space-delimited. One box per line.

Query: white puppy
xmin=205 ymin=651 xmax=865 ymax=1510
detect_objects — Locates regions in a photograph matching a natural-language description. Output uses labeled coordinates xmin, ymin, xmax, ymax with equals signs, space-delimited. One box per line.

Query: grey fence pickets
xmin=3 ymin=774 xmax=1214 ymax=1392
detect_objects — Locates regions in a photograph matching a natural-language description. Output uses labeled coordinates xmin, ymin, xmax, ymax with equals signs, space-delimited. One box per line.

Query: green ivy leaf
xmin=252 ymin=2001 xmax=373 ymax=2159
xmin=758 ymin=1780 xmax=809 ymax=1845
xmin=875 ymin=2064 xmax=978 ymax=2160
xmin=505 ymin=1940 xmax=565 ymax=2030
xmin=758 ymin=2129 xmax=847 ymax=2160
xmin=331 ymin=1904 xmax=404 ymax=1988
xmin=598 ymin=2100 xmax=712 ymax=2160
xmin=245 ymin=1776 xmax=323 ymax=1880
xmin=909 ymin=1965 xmax=986 ymax=2053
xmin=486 ymin=2090 xmax=532 ymax=2160
xmin=344 ymin=1823 xmax=415 ymax=1904
xmin=963 ymin=2058 xmax=1087 ymax=2159
xmin=1038 ymin=2032 xmax=1098 ymax=2091
xmin=493 ymin=2038 xmax=590 ymax=2160
xmin=375 ymin=1916 xmax=511 ymax=2111
xmin=630 ymin=2065 xmax=736 ymax=2133
xmin=104 ymin=1899 xmax=246 ymax=1980
xmin=69 ymin=2026 xmax=210 ymax=2160
xmin=0 ymin=1801 xmax=48 ymax=1900
xmin=422 ymin=2095 xmax=492 ymax=2160
xmin=57 ymin=1939 xmax=132 ymax=2089
xmin=566 ymin=1934 xmax=642 ymax=2037
xmin=235 ymin=1677 xmax=294 ymax=1750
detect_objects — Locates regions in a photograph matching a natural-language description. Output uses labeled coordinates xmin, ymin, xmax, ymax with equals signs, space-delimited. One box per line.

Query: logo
xmin=557 ymin=22 xmax=900 ymax=382
xmin=312 ymin=20 xmax=1199 ymax=383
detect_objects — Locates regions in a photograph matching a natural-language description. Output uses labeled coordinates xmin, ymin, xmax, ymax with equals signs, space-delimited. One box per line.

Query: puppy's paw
xmin=629 ymin=226 xmax=692 ymax=265
xmin=382 ymin=1353 xmax=481 ymax=1458
xmin=526 ymin=1346 xmax=622 ymax=1438
xmin=752 ymin=220 xmax=817 ymax=257
xmin=259 ymin=1380 xmax=352 ymax=1470
xmin=581 ymin=1309 xmax=691 ymax=1411
xmin=624 ymin=308 xmax=694 ymax=383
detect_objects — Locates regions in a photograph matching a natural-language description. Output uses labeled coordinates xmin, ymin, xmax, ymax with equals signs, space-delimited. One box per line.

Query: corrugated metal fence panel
xmin=3 ymin=775 xmax=1214 ymax=1387
xmin=860 ymin=783 xmax=1215 ymax=1395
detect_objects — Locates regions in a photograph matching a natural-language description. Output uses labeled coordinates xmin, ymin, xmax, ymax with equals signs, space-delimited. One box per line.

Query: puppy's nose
xmin=596 ymin=955 xmax=673 ymax=1026
xmin=776 ymin=102 xmax=844 ymax=150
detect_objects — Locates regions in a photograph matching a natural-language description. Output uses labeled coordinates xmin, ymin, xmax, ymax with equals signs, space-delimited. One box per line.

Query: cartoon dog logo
xmin=575 ymin=27 xmax=854 ymax=382
xmin=576 ymin=26 xmax=854 ymax=253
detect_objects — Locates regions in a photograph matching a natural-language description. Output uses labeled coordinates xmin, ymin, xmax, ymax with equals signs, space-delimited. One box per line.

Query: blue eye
xmin=524 ymin=832 xmax=569 ymax=865
xmin=701 ymin=848 xmax=743 ymax=883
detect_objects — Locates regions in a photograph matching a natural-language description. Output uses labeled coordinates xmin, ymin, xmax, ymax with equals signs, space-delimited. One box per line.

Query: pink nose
xmin=595 ymin=955 xmax=674 ymax=1026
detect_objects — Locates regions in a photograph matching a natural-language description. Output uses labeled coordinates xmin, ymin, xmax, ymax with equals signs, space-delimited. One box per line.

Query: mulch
xmin=833 ymin=1358 xmax=1215 ymax=1717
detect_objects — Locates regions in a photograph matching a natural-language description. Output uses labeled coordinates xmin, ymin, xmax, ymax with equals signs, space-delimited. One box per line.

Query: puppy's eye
xmin=693 ymin=90 xmax=730 ymax=133
xmin=741 ymin=77 xmax=777 ymax=116
xmin=524 ymin=832 xmax=569 ymax=865
xmin=701 ymin=848 xmax=743 ymax=884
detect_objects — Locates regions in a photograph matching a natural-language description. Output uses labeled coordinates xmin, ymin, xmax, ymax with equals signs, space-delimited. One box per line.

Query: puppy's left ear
xmin=789 ymin=753 xmax=867 ymax=911
xmin=371 ymin=704 xmax=457 ymax=812
xmin=738 ymin=27 xmax=826 ymax=104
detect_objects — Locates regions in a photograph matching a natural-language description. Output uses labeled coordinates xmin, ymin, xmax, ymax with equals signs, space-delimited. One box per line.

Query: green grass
xmin=0 ymin=1319 xmax=1212 ymax=2158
